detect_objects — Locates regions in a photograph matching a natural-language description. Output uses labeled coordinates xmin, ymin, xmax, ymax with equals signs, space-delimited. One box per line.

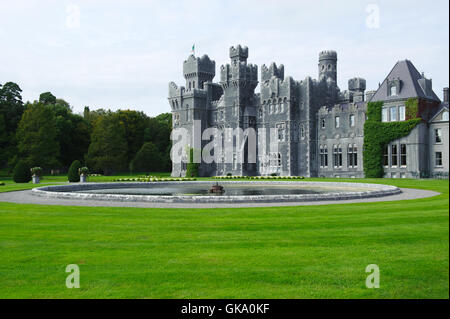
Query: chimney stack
xmin=444 ymin=87 xmax=449 ymax=103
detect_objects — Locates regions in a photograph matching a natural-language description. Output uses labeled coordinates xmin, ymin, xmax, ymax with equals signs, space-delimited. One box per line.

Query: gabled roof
xmin=370 ymin=60 xmax=441 ymax=102
xmin=429 ymin=103 xmax=449 ymax=123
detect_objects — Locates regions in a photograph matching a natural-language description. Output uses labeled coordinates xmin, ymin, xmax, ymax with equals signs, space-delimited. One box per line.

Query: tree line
xmin=0 ymin=81 xmax=172 ymax=175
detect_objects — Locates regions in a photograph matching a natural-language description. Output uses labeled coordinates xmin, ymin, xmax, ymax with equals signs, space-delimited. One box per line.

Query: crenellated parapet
xmin=219 ymin=61 xmax=258 ymax=90
xmin=183 ymin=54 xmax=215 ymax=79
xmin=229 ymin=45 xmax=249 ymax=63
xmin=261 ymin=62 xmax=285 ymax=82
xmin=260 ymin=76 xmax=296 ymax=101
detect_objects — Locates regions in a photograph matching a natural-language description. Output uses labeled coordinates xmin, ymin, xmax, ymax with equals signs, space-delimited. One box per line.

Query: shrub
xmin=185 ymin=148 xmax=199 ymax=178
xmin=13 ymin=161 xmax=32 ymax=183
xmin=130 ymin=142 xmax=162 ymax=173
xmin=0 ymin=181 xmax=5 ymax=186
xmin=68 ymin=160 xmax=82 ymax=182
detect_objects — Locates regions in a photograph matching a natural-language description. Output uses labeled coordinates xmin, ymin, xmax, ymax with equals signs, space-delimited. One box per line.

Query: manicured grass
xmin=0 ymin=178 xmax=448 ymax=298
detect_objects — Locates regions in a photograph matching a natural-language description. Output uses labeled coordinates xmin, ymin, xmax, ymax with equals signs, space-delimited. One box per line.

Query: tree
xmin=115 ymin=110 xmax=150 ymax=165
xmin=130 ymin=142 xmax=162 ymax=173
xmin=13 ymin=160 xmax=31 ymax=183
xmin=86 ymin=112 xmax=128 ymax=175
xmin=145 ymin=113 xmax=172 ymax=172
xmin=46 ymin=100 xmax=90 ymax=167
xmin=68 ymin=160 xmax=82 ymax=182
xmin=16 ymin=102 xmax=60 ymax=169
xmin=39 ymin=92 xmax=57 ymax=105
xmin=0 ymin=82 xmax=24 ymax=168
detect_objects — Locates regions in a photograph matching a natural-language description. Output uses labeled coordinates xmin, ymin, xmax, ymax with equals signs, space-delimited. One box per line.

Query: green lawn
xmin=0 ymin=177 xmax=448 ymax=298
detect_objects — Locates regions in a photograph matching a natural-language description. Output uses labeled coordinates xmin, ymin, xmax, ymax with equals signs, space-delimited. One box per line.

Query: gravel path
xmin=0 ymin=188 xmax=440 ymax=208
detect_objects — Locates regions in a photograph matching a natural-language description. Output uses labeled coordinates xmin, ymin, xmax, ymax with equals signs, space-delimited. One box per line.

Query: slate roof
xmin=370 ymin=60 xmax=441 ymax=102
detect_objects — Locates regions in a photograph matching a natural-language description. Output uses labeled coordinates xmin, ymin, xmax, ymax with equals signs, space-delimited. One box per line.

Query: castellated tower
xmin=318 ymin=50 xmax=337 ymax=83
xmin=348 ymin=77 xmax=366 ymax=102
xmin=183 ymin=54 xmax=215 ymax=90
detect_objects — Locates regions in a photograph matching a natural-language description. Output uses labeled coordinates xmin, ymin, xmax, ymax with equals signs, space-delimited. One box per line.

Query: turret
xmin=261 ymin=62 xmax=284 ymax=82
xmin=229 ymin=45 xmax=248 ymax=64
xmin=183 ymin=54 xmax=215 ymax=90
xmin=318 ymin=50 xmax=337 ymax=83
xmin=348 ymin=77 xmax=366 ymax=102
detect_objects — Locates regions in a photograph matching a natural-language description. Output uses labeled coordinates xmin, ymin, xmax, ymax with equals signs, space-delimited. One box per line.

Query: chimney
xmin=444 ymin=87 xmax=449 ymax=103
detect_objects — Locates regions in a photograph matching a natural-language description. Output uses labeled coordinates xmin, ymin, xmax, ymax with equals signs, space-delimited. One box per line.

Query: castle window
xmin=399 ymin=106 xmax=406 ymax=121
xmin=390 ymin=85 xmax=397 ymax=96
xmin=321 ymin=118 xmax=325 ymax=129
xmin=300 ymin=125 xmax=305 ymax=140
xmin=269 ymin=152 xmax=282 ymax=168
xmin=333 ymin=145 xmax=342 ymax=168
xmin=390 ymin=107 xmax=397 ymax=121
xmin=328 ymin=64 xmax=331 ymax=70
xmin=320 ymin=145 xmax=328 ymax=168
xmin=383 ymin=145 xmax=389 ymax=166
xmin=347 ymin=144 xmax=357 ymax=168
xmin=435 ymin=128 xmax=442 ymax=143
xmin=335 ymin=116 xmax=340 ymax=128
xmin=276 ymin=123 xmax=286 ymax=142
xmin=350 ymin=114 xmax=355 ymax=127
xmin=189 ymin=82 xmax=191 ymax=89
xmin=391 ymin=144 xmax=398 ymax=167
xmin=400 ymin=144 xmax=407 ymax=166
xmin=258 ymin=107 xmax=263 ymax=118
xmin=382 ymin=108 xmax=388 ymax=122
xmin=435 ymin=152 xmax=443 ymax=167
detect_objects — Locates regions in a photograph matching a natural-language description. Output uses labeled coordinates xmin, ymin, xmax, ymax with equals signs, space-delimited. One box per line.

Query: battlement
xmin=183 ymin=54 xmax=215 ymax=78
xmin=230 ymin=45 xmax=249 ymax=63
xmin=319 ymin=50 xmax=337 ymax=61
xmin=261 ymin=62 xmax=284 ymax=82
xmin=348 ymin=77 xmax=366 ymax=92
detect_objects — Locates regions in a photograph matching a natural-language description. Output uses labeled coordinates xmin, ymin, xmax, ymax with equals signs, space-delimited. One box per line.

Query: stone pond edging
xmin=31 ymin=181 xmax=402 ymax=204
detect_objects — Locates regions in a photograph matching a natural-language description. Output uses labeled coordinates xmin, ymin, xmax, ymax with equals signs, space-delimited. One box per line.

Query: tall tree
xmin=46 ymin=99 xmax=90 ymax=167
xmin=0 ymin=82 xmax=24 ymax=168
xmin=39 ymin=92 xmax=57 ymax=105
xmin=86 ymin=112 xmax=128 ymax=175
xmin=16 ymin=102 xmax=60 ymax=169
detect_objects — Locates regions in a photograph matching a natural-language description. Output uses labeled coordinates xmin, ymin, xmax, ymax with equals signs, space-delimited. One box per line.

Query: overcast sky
xmin=0 ymin=0 xmax=448 ymax=116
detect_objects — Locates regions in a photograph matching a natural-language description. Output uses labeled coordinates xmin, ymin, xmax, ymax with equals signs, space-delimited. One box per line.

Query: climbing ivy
xmin=363 ymin=99 xmax=421 ymax=178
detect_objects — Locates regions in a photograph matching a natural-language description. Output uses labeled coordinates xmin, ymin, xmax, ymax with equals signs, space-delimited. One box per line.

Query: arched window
xmin=442 ymin=111 xmax=449 ymax=121
xmin=193 ymin=81 xmax=195 ymax=89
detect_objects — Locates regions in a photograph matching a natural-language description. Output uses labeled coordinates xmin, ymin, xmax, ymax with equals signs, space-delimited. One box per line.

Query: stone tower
xmin=318 ymin=50 xmax=337 ymax=83
xmin=183 ymin=54 xmax=215 ymax=90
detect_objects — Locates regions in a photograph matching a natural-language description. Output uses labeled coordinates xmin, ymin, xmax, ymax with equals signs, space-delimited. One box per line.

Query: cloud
xmin=0 ymin=0 xmax=448 ymax=116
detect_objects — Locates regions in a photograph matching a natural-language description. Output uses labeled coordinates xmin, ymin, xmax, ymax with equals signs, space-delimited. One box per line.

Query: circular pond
xmin=32 ymin=181 xmax=401 ymax=203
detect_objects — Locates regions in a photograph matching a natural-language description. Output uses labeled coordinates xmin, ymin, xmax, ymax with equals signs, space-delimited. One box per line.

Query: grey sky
xmin=0 ymin=0 xmax=448 ymax=116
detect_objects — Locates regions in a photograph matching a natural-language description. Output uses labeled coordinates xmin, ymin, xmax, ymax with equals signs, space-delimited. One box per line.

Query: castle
xmin=169 ymin=45 xmax=449 ymax=178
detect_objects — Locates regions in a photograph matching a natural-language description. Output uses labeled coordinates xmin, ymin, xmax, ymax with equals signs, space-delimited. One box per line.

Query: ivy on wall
xmin=363 ymin=99 xmax=421 ymax=178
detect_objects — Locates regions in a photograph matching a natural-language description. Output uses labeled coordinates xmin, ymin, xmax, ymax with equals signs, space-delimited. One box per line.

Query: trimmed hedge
xmin=13 ymin=161 xmax=32 ymax=183
xmin=68 ymin=160 xmax=82 ymax=182
xmin=185 ymin=148 xmax=199 ymax=178
xmin=363 ymin=100 xmax=421 ymax=178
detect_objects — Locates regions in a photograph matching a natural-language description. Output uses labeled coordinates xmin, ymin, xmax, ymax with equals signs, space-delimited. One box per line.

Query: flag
xmin=191 ymin=44 xmax=195 ymax=56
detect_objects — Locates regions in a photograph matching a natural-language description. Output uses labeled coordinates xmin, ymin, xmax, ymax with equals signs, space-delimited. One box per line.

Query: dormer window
xmin=390 ymin=86 xmax=397 ymax=96
xmin=387 ymin=78 xmax=401 ymax=97
xmin=442 ymin=111 xmax=449 ymax=121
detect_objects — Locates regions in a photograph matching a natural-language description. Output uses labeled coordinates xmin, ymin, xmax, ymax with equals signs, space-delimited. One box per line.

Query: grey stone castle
xmin=169 ymin=45 xmax=449 ymax=178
